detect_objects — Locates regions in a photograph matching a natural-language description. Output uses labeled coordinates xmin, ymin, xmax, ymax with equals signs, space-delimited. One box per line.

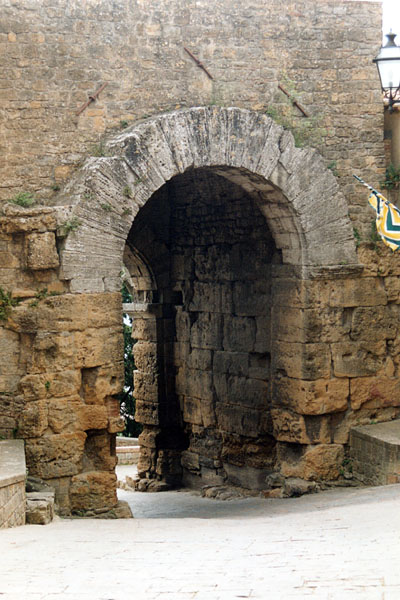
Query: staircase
xmin=350 ymin=420 xmax=400 ymax=486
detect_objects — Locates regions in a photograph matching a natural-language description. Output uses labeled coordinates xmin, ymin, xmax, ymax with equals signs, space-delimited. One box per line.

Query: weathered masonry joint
xmin=1 ymin=107 xmax=400 ymax=514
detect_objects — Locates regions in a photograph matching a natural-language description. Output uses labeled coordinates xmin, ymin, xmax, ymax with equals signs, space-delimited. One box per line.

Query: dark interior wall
xmin=127 ymin=169 xmax=278 ymax=489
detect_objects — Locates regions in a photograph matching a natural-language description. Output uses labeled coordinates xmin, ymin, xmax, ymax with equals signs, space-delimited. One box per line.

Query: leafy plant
xmin=59 ymin=217 xmax=81 ymax=236
xmin=52 ymin=184 xmax=60 ymax=192
xmin=101 ymin=203 xmax=112 ymax=212
xmin=10 ymin=192 xmax=36 ymax=208
xmin=381 ymin=163 xmax=400 ymax=190
xmin=120 ymin=120 xmax=129 ymax=129
xmin=91 ymin=142 xmax=109 ymax=157
xmin=45 ymin=381 xmax=51 ymax=392
xmin=0 ymin=287 xmax=18 ymax=321
xmin=327 ymin=161 xmax=339 ymax=177
xmin=29 ymin=288 xmax=50 ymax=308
xmin=353 ymin=227 xmax=361 ymax=248
xmin=123 ymin=186 xmax=133 ymax=198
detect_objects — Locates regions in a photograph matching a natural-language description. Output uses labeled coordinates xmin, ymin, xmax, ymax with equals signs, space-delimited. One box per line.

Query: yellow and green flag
xmin=354 ymin=174 xmax=400 ymax=252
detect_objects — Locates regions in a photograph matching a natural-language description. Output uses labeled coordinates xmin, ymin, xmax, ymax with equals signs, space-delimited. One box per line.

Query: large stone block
xmin=194 ymin=245 xmax=232 ymax=281
xmin=214 ymin=373 xmax=268 ymax=409
xmin=80 ymin=363 xmax=124 ymax=405
xmin=183 ymin=396 xmax=216 ymax=427
xmin=350 ymin=377 xmax=400 ymax=411
xmin=254 ymin=317 xmax=271 ymax=353
xmin=131 ymin=316 xmax=158 ymax=341
xmin=273 ymin=342 xmax=331 ymax=380
xmin=27 ymin=232 xmax=59 ymax=270
xmin=25 ymin=432 xmax=86 ymax=479
xmin=216 ymin=403 xmax=261 ymax=437
xmin=182 ymin=396 xmax=203 ymax=426
xmin=29 ymin=331 xmax=77 ymax=372
xmin=48 ymin=398 xmax=79 ymax=433
xmin=271 ymin=408 xmax=330 ymax=444
xmin=189 ymin=281 xmax=232 ymax=313
xmin=272 ymin=278 xmax=329 ymax=310
xmin=274 ymin=377 xmax=349 ymax=415
xmin=0 ymin=328 xmax=20 ymax=376
xmin=350 ymin=306 xmax=397 ymax=342
xmin=272 ymin=307 xmax=348 ymax=344
xmin=191 ymin=312 xmax=222 ymax=350
xmin=133 ymin=341 xmax=158 ymax=373
xmin=331 ymin=340 xmax=386 ymax=377
xmin=25 ymin=491 xmax=55 ymax=524
xmin=185 ymin=368 xmax=214 ymax=401
xmin=69 ymin=471 xmax=117 ymax=511
xmin=135 ymin=399 xmax=159 ymax=425
xmin=133 ymin=371 xmax=159 ymax=402
xmin=328 ymin=278 xmax=387 ymax=308
xmin=358 ymin=245 xmax=400 ymax=277
xmin=186 ymin=348 xmax=213 ymax=371
xmin=213 ymin=351 xmax=248 ymax=376
xmin=76 ymin=405 xmax=109 ymax=431
xmin=232 ymin=280 xmax=271 ymax=316
xmin=223 ymin=316 xmax=256 ymax=352
xmin=20 ymin=370 xmax=81 ymax=400
xmin=74 ymin=326 xmax=123 ymax=369
xmin=279 ymin=443 xmax=344 ymax=481
xmin=384 ymin=276 xmax=400 ymax=303
xmin=17 ymin=400 xmax=48 ymax=438
xmin=137 ymin=446 xmax=157 ymax=476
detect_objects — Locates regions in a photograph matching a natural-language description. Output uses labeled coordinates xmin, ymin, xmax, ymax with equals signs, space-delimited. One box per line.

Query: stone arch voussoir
xmin=55 ymin=107 xmax=358 ymax=293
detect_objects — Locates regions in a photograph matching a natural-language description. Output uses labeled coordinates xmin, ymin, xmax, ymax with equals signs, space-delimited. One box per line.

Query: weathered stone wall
xmin=0 ymin=207 xmax=125 ymax=513
xmin=0 ymin=440 xmax=26 ymax=529
xmin=1 ymin=0 xmax=383 ymax=233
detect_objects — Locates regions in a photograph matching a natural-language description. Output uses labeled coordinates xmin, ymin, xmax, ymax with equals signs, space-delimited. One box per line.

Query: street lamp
xmin=373 ymin=32 xmax=400 ymax=112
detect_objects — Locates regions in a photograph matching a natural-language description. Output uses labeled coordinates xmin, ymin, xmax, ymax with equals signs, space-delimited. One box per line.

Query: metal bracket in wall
xmin=184 ymin=47 xmax=214 ymax=80
xmin=75 ymin=82 xmax=108 ymax=116
xmin=278 ymin=84 xmax=309 ymax=117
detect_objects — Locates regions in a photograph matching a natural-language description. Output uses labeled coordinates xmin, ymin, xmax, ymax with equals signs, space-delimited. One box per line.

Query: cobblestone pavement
xmin=1 ymin=469 xmax=400 ymax=600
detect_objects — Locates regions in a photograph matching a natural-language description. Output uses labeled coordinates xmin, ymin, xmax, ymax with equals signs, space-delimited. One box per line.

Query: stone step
xmin=26 ymin=491 xmax=55 ymax=525
xmin=116 ymin=446 xmax=140 ymax=465
xmin=350 ymin=420 xmax=400 ymax=486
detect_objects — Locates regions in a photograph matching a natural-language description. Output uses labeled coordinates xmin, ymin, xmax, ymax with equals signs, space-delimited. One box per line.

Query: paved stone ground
xmin=1 ymin=466 xmax=400 ymax=600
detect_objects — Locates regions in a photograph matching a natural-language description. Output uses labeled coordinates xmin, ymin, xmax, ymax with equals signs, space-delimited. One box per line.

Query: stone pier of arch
xmin=1 ymin=107 xmax=400 ymax=515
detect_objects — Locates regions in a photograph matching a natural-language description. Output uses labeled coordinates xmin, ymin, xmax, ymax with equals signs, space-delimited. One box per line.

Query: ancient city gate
xmin=54 ymin=107 xmax=357 ymax=503
xmin=2 ymin=107 xmax=366 ymax=514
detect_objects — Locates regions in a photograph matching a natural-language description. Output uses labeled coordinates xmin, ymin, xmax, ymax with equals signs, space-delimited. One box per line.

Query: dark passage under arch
xmin=125 ymin=168 xmax=280 ymax=490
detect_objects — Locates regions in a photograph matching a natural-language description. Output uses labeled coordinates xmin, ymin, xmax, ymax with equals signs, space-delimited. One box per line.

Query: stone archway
xmin=57 ymin=107 xmax=357 ymax=294
xmin=53 ymin=106 xmax=359 ymax=498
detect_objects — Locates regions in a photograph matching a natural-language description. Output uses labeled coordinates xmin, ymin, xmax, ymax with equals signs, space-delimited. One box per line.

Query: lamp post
xmin=374 ymin=33 xmax=400 ymax=171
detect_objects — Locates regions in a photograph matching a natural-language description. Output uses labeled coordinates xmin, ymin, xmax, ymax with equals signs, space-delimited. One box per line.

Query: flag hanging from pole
xmin=354 ymin=174 xmax=400 ymax=252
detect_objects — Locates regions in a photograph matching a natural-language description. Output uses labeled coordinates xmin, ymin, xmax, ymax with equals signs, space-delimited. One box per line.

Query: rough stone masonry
xmin=2 ymin=0 xmax=400 ymax=515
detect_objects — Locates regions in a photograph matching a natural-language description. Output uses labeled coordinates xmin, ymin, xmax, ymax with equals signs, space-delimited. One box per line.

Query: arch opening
xmin=125 ymin=167 xmax=288 ymax=491
xmin=52 ymin=107 xmax=361 ymax=508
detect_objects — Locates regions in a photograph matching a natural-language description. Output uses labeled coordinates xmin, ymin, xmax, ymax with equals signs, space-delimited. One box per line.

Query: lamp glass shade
xmin=374 ymin=34 xmax=400 ymax=91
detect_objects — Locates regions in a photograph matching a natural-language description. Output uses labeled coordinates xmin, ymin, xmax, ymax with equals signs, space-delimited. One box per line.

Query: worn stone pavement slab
xmin=1 ymin=476 xmax=400 ymax=600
